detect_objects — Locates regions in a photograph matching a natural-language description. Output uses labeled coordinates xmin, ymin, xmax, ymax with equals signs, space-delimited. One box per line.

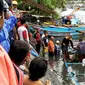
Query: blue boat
xmin=40 ymin=26 xmax=85 ymax=40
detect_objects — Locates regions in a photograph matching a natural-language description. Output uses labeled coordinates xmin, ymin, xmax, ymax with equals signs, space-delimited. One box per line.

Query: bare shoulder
xmin=23 ymin=75 xmax=45 ymax=85
xmin=23 ymin=75 xmax=29 ymax=85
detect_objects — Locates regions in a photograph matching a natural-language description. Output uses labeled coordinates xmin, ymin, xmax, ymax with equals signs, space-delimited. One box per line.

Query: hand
xmin=45 ymin=80 xmax=51 ymax=85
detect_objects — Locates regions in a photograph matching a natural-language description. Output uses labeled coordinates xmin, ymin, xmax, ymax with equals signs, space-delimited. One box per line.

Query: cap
xmin=12 ymin=1 xmax=18 ymax=5
xmin=56 ymin=40 xmax=60 ymax=44
xmin=50 ymin=36 xmax=54 ymax=39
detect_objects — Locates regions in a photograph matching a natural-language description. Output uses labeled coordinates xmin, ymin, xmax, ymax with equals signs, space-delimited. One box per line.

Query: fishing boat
xmin=40 ymin=26 xmax=84 ymax=40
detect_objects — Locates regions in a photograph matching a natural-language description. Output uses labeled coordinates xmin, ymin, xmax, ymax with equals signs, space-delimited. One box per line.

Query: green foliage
xmin=17 ymin=0 xmax=67 ymax=19
xmin=52 ymin=13 xmax=60 ymax=19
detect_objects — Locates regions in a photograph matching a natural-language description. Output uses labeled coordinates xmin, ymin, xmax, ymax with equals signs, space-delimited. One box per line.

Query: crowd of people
xmin=0 ymin=0 xmax=51 ymax=85
xmin=1 ymin=0 xmax=85 ymax=85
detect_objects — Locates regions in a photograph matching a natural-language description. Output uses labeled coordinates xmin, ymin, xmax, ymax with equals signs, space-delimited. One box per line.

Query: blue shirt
xmin=0 ymin=16 xmax=17 ymax=52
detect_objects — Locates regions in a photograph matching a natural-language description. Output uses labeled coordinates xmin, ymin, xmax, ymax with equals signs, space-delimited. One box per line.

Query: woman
xmin=24 ymin=57 xmax=51 ymax=85
xmin=0 ymin=0 xmax=17 ymax=52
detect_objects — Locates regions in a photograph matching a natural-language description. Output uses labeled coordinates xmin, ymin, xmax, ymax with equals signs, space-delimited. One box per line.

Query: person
xmin=24 ymin=57 xmax=51 ymax=85
xmin=35 ymin=28 xmax=41 ymax=54
xmin=0 ymin=45 xmax=18 ymax=85
xmin=6 ymin=1 xmax=18 ymax=44
xmin=9 ymin=40 xmax=30 ymax=85
xmin=42 ymin=31 xmax=48 ymax=57
xmin=54 ymin=40 xmax=61 ymax=61
xmin=77 ymin=39 xmax=85 ymax=62
xmin=48 ymin=36 xmax=55 ymax=70
xmin=12 ymin=0 xmax=19 ymax=17
xmin=9 ymin=40 xmax=30 ymax=66
xmin=61 ymin=36 xmax=73 ymax=59
xmin=42 ymin=30 xmax=47 ymax=39
xmin=0 ymin=0 xmax=17 ymax=52
xmin=18 ymin=17 xmax=29 ymax=44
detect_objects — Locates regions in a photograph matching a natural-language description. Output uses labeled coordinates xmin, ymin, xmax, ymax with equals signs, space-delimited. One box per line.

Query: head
xmin=0 ymin=0 xmax=5 ymax=29
xmin=0 ymin=0 xmax=10 ymax=28
xmin=36 ymin=28 xmax=40 ymax=32
xmin=50 ymin=36 xmax=54 ymax=41
xmin=56 ymin=40 xmax=60 ymax=45
xmin=65 ymin=35 xmax=71 ymax=39
xmin=44 ymin=30 xmax=47 ymax=34
xmin=79 ymin=39 xmax=83 ymax=42
xmin=29 ymin=57 xmax=48 ymax=81
xmin=12 ymin=1 xmax=18 ymax=9
xmin=44 ymin=31 xmax=48 ymax=36
xmin=9 ymin=40 xmax=30 ymax=66
xmin=20 ymin=17 xmax=27 ymax=25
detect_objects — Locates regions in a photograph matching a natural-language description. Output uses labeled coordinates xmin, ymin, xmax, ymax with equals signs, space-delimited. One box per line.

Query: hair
xmin=9 ymin=40 xmax=29 ymax=65
xmin=44 ymin=30 xmax=47 ymax=34
xmin=20 ymin=17 xmax=27 ymax=25
xmin=79 ymin=38 xmax=83 ymax=42
xmin=0 ymin=0 xmax=4 ymax=11
xmin=29 ymin=57 xmax=48 ymax=81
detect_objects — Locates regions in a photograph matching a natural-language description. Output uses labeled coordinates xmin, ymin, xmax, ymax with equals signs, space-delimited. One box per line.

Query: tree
xmin=17 ymin=0 xmax=67 ymax=19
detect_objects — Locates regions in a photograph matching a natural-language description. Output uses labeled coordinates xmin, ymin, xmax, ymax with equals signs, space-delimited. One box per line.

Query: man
xmin=77 ymin=39 xmax=85 ymax=62
xmin=42 ymin=31 xmax=48 ymax=57
xmin=12 ymin=0 xmax=19 ymax=17
xmin=9 ymin=40 xmax=30 ymax=85
xmin=61 ymin=36 xmax=73 ymax=59
xmin=35 ymin=28 xmax=41 ymax=54
xmin=18 ymin=18 xmax=29 ymax=44
xmin=0 ymin=0 xmax=17 ymax=52
xmin=48 ymin=36 xmax=55 ymax=70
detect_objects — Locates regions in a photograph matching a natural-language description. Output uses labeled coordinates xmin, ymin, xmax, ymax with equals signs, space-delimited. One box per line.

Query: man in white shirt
xmin=18 ymin=18 xmax=29 ymax=44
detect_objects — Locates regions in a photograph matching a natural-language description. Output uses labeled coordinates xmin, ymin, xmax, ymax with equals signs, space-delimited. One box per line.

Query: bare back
xmin=24 ymin=75 xmax=44 ymax=85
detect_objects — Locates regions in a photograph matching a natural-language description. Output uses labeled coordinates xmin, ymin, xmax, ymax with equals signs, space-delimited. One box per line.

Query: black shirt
xmin=61 ymin=38 xmax=73 ymax=48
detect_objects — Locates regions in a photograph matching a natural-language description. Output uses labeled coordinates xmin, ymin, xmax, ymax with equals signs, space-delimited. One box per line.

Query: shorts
xmin=48 ymin=51 xmax=54 ymax=60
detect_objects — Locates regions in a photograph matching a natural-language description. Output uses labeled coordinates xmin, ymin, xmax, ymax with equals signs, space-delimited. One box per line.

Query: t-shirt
xmin=48 ymin=40 xmax=54 ymax=52
xmin=43 ymin=36 xmax=48 ymax=47
xmin=78 ymin=41 xmax=85 ymax=54
xmin=0 ymin=16 xmax=17 ymax=52
xmin=55 ymin=44 xmax=61 ymax=55
xmin=18 ymin=26 xmax=29 ymax=43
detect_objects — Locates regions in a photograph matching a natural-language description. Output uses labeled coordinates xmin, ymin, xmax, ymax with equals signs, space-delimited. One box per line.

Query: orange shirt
xmin=48 ymin=40 xmax=54 ymax=52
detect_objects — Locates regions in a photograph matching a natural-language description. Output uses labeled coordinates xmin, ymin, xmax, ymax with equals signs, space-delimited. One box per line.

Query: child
xmin=55 ymin=40 xmax=61 ymax=61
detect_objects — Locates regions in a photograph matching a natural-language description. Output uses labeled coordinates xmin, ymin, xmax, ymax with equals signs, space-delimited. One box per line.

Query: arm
xmin=13 ymin=27 xmax=18 ymax=40
xmin=5 ymin=12 xmax=17 ymax=32
xmin=70 ymin=40 xmax=73 ymax=48
xmin=22 ymin=30 xmax=29 ymax=43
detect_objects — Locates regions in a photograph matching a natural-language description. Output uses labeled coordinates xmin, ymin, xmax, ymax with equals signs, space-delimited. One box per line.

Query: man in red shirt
xmin=35 ymin=28 xmax=41 ymax=54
